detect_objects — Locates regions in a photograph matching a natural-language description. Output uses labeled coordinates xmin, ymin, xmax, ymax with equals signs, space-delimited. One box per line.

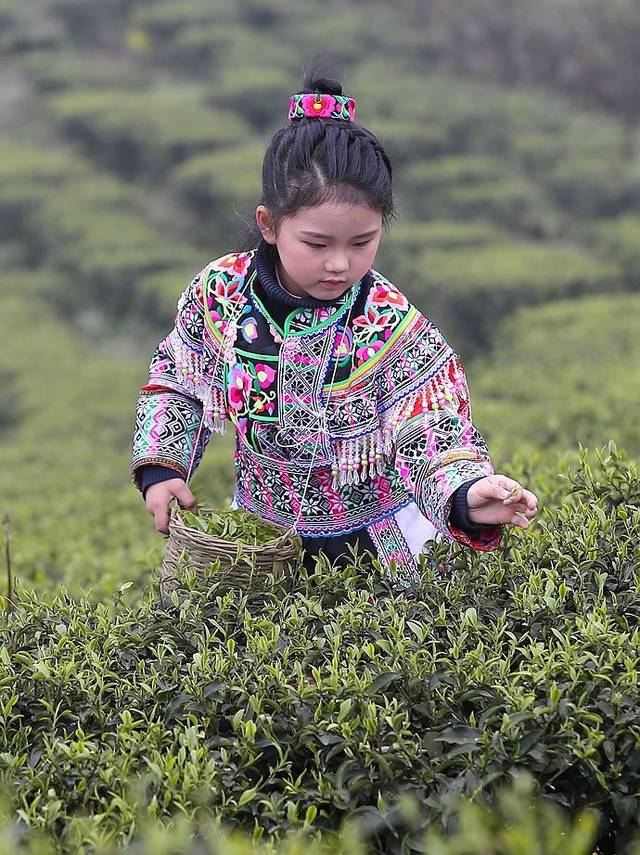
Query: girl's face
xmin=256 ymin=200 xmax=383 ymax=301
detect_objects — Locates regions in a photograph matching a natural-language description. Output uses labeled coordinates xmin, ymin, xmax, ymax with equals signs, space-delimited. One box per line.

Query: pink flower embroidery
xmin=215 ymin=253 xmax=252 ymax=278
xmin=369 ymin=282 xmax=408 ymax=311
xmin=228 ymin=365 xmax=252 ymax=410
xmin=356 ymin=340 xmax=384 ymax=366
xmin=301 ymin=94 xmax=336 ymax=118
xmin=353 ymin=306 xmax=389 ymax=335
xmin=332 ymin=329 xmax=353 ymax=359
xmin=317 ymin=307 xmax=336 ymax=322
xmin=397 ymin=460 xmax=413 ymax=486
xmin=291 ymin=353 xmax=313 ymax=366
xmin=207 ymin=308 xmax=228 ymax=335
xmin=211 ymin=274 xmax=247 ymax=307
xmin=254 ymin=363 xmax=276 ymax=389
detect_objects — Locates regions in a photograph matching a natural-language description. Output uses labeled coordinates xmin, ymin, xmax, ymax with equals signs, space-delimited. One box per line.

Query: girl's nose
xmin=326 ymin=253 xmax=348 ymax=274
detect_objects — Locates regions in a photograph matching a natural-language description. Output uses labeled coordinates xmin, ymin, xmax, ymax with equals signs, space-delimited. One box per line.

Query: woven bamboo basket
xmin=159 ymin=502 xmax=301 ymax=604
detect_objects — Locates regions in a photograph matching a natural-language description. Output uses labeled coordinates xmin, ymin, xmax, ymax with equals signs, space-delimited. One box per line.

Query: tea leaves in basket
xmin=179 ymin=507 xmax=286 ymax=545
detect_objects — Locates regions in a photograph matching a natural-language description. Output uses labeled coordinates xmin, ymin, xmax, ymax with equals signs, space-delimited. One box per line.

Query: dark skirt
xmin=299 ymin=526 xmax=376 ymax=572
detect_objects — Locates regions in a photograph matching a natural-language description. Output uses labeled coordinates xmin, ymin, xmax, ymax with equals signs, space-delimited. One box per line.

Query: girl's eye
xmin=304 ymin=240 xmax=371 ymax=249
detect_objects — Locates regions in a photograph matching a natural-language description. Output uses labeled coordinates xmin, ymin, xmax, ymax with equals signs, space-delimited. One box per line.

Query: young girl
xmin=130 ymin=72 xmax=538 ymax=588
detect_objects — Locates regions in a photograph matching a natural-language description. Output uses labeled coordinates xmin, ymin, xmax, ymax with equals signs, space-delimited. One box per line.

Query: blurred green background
xmin=1 ymin=0 xmax=639 ymax=601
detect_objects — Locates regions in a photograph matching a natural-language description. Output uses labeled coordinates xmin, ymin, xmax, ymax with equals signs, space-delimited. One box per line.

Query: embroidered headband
xmin=288 ymin=92 xmax=357 ymax=123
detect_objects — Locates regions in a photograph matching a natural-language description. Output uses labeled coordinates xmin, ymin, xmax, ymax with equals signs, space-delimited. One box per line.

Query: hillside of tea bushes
xmin=1 ymin=446 xmax=640 ymax=853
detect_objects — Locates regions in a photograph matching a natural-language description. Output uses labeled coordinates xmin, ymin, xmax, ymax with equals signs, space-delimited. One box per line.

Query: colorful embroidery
xmin=288 ymin=93 xmax=357 ymax=122
xmin=240 ymin=317 xmax=259 ymax=343
xmin=131 ymin=249 xmax=500 ymax=577
xmin=368 ymin=515 xmax=419 ymax=589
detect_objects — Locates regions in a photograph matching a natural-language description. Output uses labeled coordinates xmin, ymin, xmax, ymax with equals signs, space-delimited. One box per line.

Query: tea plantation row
xmin=0 ymin=775 xmax=611 ymax=853
xmin=1 ymin=446 xmax=639 ymax=853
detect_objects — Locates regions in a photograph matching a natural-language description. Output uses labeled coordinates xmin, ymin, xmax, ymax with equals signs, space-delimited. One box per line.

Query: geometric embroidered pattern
xmin=368 ymin=514 xmax=420 ymax=590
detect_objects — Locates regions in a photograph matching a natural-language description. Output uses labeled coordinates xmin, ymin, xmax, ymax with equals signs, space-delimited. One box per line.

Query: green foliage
xmin=0 ymin=140 xmax=203 ymax=318
xmin=0 ymin=447 xmax=639 ymax=852
xmin=543 ymin=158 xmax=635 ymax=219
xmin=129 ymin=0 xmax=238 ymax=36
xmin=405 ymin=155 xmax=508 ymax=191
xmin=22 ymin=49 xmax=158 ymax=94
xmin=29 ymin=180 xmax=196 ymax=314
xmin=134 ymin=267 xmax=214 ymax=328
xmin=170 ymin=143 xmax=263 ymax=246
xmin=46 ymin=88 xmax=252 ymax=180
xmin=4 ymin=4 xmax=640 ymax=850
xmin=0 ymin=289 xmax=235 ymax=602
xmin=0 ymin=775 xmax=604 ymax=853
xmin=386 ymin=220 xmax=508 ymax=252
xmin=204 ymin=66 xmax=293 ymax=131
xmin=179 ymin=508 xmax=285 ymax=545
xmin=582 ymin=215 xmax=640 ymax=287
xmin=0 ymin=0 xmax=64 ymax=54
xmin=395 ymin=239 xmax=619 ymax=355
xmin=471 ymin=295 xmax=640 ymax=460
xmin=0 ymin=370 xmax=21 ymax=431
xmin=401 ymin=155 xmax=562 ymax=237
xmin=0 ymin=142 xmax=87 ymax=197
xmin=143 ymin=21 xmax=293 ymax=80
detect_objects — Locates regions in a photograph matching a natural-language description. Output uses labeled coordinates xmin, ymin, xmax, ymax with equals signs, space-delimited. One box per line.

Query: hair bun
xmin=302 ymin=75 xmax=343 ymax=97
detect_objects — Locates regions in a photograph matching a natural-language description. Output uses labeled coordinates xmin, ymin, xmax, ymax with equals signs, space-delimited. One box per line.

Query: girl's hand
xmin=466 ymin=475 xmax=538 ymax=530
xmin=145 ymin=478 xmax=197 ymax=534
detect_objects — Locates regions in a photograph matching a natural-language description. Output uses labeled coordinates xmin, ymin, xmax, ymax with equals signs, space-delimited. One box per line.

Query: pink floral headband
xmin=288 ymin=93 xmax=357 ymax=122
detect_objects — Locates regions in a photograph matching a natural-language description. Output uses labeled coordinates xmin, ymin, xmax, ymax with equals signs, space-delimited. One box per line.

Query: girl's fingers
xmin=511 ymin=512 xmax=531 ymax=530
xmin=490 ymin=476 xmax=525 ymax=502
xmin=507 ymin=497 xmax=537 ymax=515
xmin=503 ymin=488 xmax=538 ymax=508
xmin=154 ymin=506 xmax=170 ymax=534
xmin=492 ymin=475 xmax=539 ymax=507
xmin=173 ymin=482 xmax=197 ymax=510
xmin=502 ymin=487 xmax=523 ymax=505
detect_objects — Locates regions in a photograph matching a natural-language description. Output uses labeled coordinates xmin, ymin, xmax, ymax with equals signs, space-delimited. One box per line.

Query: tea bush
xmin=170 ymin=143 xmax=263 ymax=247
xmin=45 ymin=89 xmax=251 ymax=181
xmin=542 ymin=158 xmax=636 ymax=220
xmin=471 ymin=294 xmax=640 ymax=459
xmin=583 ymin=215 xmax=640 ymax=288
xmin=0 ymin=140 xmax=202 ymax=320
xmin=22 ymin=50 xmax=157 ymax=95
xmin=404 ymin=158 xmax=560 ymax=238
xmin=0 ymin=774 xmax=605 ymax=853
xmin=1 ymin=446 xmax=639 ymax=852
xmin=396 ymin=240 xmax=619 ymax=355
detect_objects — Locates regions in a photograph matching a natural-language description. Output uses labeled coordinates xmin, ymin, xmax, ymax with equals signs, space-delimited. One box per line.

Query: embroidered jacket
xmin=130 ymin=248 xmax=500 ymax=583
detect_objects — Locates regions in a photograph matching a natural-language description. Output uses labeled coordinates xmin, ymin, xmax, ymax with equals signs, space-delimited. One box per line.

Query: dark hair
xmin=239 ymin=65 xmax=394 ymax=249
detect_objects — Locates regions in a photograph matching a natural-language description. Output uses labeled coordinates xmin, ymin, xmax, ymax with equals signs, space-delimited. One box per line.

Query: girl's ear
xmin=256 ymin=206 xmax=277 ymax=244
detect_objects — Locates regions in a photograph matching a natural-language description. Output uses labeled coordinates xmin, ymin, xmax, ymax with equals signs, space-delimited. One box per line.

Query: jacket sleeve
xmin=389 ymin=350 xmax=501 ymax=552
xmin=130 ymin=264 xmax=227 ymax=492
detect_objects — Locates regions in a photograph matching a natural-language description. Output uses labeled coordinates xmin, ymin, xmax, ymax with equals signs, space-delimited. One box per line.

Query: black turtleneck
xmin=253 ymin=239 xmax=362 ymax=329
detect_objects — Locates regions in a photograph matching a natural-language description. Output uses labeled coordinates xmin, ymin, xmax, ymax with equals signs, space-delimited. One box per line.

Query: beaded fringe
xmin=331 ymin=364 xmax=465 ymax=488
xmin=173 ymin=336 xmax=228 ymax=434
xmin=173 ymin=330 xmax=468 ymax=481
